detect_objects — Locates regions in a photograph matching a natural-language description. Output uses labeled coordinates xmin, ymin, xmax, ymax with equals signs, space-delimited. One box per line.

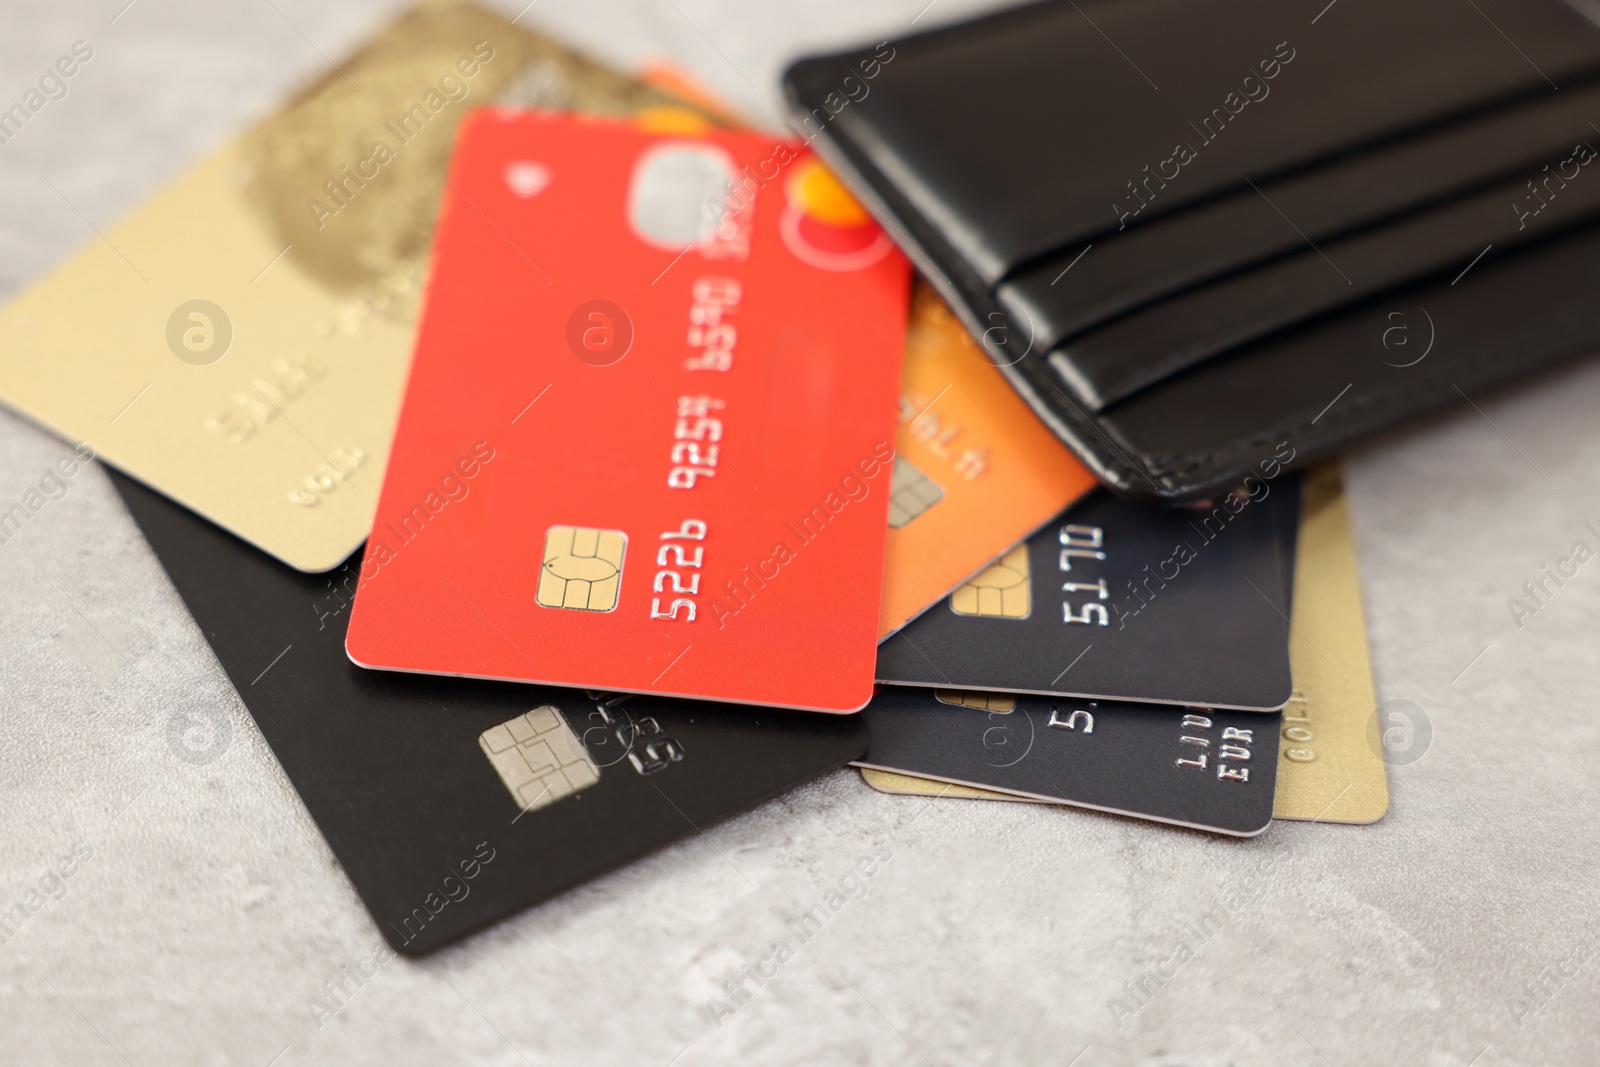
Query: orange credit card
xmin=879 ymin=284 xmax=1098 ymax=638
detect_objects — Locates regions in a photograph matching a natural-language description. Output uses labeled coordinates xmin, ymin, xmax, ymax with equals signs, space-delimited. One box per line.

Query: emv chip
xmin=950 ymin=543 xmax=1030 ymax=619
xmin=934 ymin=690 xmax=1016 ymax=713
xmin=537 ymin=525 xmax=626 ymax=612
xmin=887 ymin=457 xmax=944 ymax=528
xmin=479 ymin=706 xmax=600 ymax=812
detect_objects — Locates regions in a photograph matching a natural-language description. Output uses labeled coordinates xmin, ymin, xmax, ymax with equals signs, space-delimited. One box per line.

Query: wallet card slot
xmin=1075 ymin=218 xmax=1600 ymax=496
xmin=996 ymin=78 xmax=1600 ymax=353
xmin=1050 ymin=154 xmax=1600 ymax=412
xmin=786 ymin=0 xmax=1600 ymax=285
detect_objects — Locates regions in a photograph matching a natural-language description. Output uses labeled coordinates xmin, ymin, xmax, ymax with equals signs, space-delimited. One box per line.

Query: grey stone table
xmin=2 ymin=1 xmax=1597 ymax=1063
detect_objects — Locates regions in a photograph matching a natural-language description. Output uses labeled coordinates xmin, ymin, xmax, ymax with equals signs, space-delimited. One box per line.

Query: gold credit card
xmin=1270 ymin=463 xmax=1387 ymax=823
xmin=0 ymin=2 xmax=695 ymax=571
xmin=861 ymin=464 xmax=1389 ymax=824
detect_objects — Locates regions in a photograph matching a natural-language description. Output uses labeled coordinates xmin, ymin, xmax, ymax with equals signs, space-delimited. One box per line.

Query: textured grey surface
xmin=3 ymin=1 xmax=1599 ymax=1064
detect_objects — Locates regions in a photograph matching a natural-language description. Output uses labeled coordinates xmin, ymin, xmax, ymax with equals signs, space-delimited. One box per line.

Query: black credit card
xmin=856 ymin=688 xmax=1281 ymax=836
xmin=108 ymin=471 xmax=867 ymax=955
xmin=875 ymin=477 xmax=1299 ymax=710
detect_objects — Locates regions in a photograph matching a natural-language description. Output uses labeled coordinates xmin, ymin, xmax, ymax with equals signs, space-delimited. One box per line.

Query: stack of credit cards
xmin=0 ymin=2 xmax=1388 ymax=955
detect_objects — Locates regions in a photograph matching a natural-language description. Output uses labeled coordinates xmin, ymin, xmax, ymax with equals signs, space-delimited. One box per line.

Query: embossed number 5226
xmin=650 ymin=520 xmax=706 ymax=622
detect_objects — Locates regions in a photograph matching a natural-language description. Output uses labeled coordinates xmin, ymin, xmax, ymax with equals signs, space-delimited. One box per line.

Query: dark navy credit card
xmin=875 ymin=478 xmax=1300 ymax=711
xmin=857 ymin=687 xmax=1281 ymax=836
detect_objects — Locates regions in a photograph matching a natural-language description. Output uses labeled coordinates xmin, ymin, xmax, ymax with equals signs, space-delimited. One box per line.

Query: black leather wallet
xmin=784 ymin=0 xmax=1600 ymax=500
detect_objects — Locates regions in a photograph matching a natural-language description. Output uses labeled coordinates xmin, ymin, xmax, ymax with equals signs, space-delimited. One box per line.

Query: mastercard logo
xmin=780 ymin=160 xmax=894 ymax=272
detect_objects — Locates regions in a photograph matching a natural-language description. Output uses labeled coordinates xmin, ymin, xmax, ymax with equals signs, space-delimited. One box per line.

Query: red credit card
xmin=346 ymin=110 xmax=909 ymax=713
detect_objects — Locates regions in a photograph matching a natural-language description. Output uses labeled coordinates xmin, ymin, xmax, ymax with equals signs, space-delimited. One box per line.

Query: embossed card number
xmin=685 ymin=276 xmax=740 ymax=372
xmin=651 ymin=519 xmax=707 ymax=622
xmin=581 ymin=691 xmax=686 ymax=776
xmin=670 ymin=394 xmax=724 ymax=488
xmin=1060 ymin=523 xmax=1109 ymax=626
